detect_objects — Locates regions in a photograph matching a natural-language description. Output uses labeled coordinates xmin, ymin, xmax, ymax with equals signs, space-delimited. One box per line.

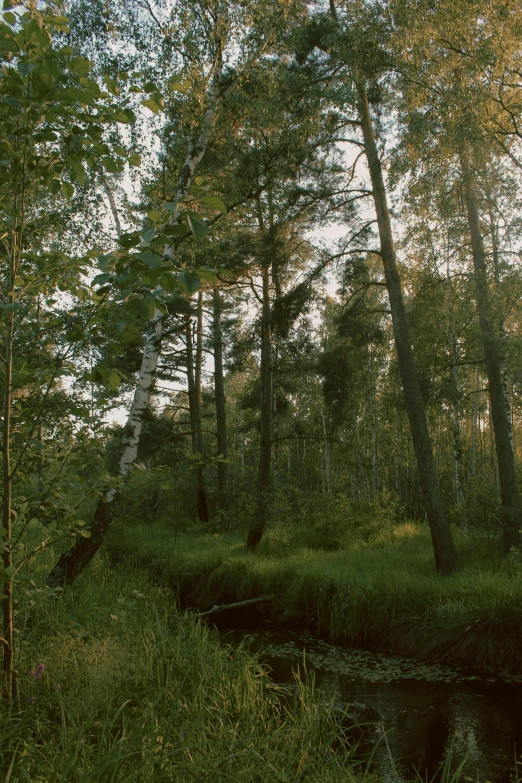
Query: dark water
xmin=221 ymin=627 xmax=522 ymax=782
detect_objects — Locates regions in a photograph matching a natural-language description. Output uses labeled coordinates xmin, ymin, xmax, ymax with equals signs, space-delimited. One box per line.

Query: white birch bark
xmin=110 ymin=13 xmax=226 ymax=488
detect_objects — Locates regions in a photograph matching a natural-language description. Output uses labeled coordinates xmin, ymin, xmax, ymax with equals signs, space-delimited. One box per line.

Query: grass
xmin=3 ymin=543 xmax=517 ymax=781
xmin=104 ymin=518 xmax=522 ymax=672
xmin=5 ymin=553 xmax=370 ymax=782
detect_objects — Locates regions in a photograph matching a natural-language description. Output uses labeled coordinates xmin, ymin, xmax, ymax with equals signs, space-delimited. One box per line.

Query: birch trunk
xmin=462 ymin=160 xmax=520 ymax=552
xmin=193 ymin=291 xmax=209 ymax=522
xmin=357 ymin=80 xmax=457 ymax=574
xmin=47 ymin=13 xmax=226 ymax=588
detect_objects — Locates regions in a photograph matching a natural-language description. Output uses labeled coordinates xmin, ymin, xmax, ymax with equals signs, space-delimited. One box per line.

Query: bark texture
xmin=246 ymin=259 xmax=273 ymax=550
xmin=186 ymin=293 xmax=209 ymax=522
xmin=462 ymin=161 xmax=520 ymax=552
xmin=358 ymin=81 xmax=457 ymax=575
xmin=212 ymin=287 xmax=228 ymax=516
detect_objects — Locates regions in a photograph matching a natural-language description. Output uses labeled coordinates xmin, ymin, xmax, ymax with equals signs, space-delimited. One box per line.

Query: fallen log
xmin=196 ymin=595 xmax=275 ymax=618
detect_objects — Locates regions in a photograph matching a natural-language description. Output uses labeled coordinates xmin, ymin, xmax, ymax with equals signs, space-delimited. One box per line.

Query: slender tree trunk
xmin=246 ymin=260 xmax=272 ymax=550
xmin=357 ymin=81 xmax=457 ymax=574
xmin=213 ymin=287 xmax=228 ymax=517
xmin=487 ymin=198 xmax=514 ymax=452
xmin=445 ymin=255 xmax=466 ymax=528
xmin=193 ymin=291 xmax=208 ymax=522
xmin=462 ymin=160 xmax=520 ymax=552
xmin=320 ymin=407 xmax=332 ymax=495
xmin=2 ymin=245 xmax=16 ymax=701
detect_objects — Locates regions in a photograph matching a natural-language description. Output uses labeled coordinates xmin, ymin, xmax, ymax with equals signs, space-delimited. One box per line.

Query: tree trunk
xmin=2 ymin=238 xmax=16 ymax=701
xmin=46 ymin=13 xmax=226 ymax=587
xmin=445 ymin=254 xmax=466 ymax=528
xmin=213 ymin=287 xmax=228 ymax=517
xmin=193 ymin=291 xmax=208 ymax=522
xmin=47 ymin=315 xmax=163 ymax=587
xmin=357 ymin=81 xmax=457 ymax=574
xmin=462 ymin=160 xmax=520 ymax=551
xmin=487 ymin=197 xmax=514 ymax=452
xmin=246 ymin=259 xmax=272 ymax=550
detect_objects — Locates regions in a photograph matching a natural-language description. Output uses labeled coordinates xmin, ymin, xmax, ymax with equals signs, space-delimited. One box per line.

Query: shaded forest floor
xmin=105 ymin=519 xmax=522 ymax=673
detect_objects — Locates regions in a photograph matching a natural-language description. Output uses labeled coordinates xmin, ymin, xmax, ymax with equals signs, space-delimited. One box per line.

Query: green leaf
xmin=141 ymin=228 xmax=155 ymax=243
xmin=137 ymin=251 xmax=163 ymax=268
xmin=4 ymin=565 xmax=16 ymax=579
xmin=91 ymin=273 xmax=111 ymax=287
xmin=147 ymin=209 xmax=164 ymax=222
xmin=141 ymin=97 xmax=164 ymax=115
xmin=0 ymin=302 xmax=21 ymax=311
xmin=119 ymin=232 xmax=141 ymax=249
xmin=17 ymin=61 xmax=37 ymax=75
xmin=3 ymin=11 xmax=16 ymax=25
xmin=160 ymin=272 xmax=178 ymax=292
xmin=186 ymin=215 xmax=208 ymax=241
xmin=200 ymin=194 xmax=226 ymax=212
xmin=79 ymin=530 xmax=91 ymax=538
xmin=162 ymin=202 xmax=178 ymax=213
xmin=164 ymin=224 xmax=187 ymax=236
xmin=178 ymin=272 xmax=200 ymax=295
xmin=140 ymin=298 xmax=157 ymax=321
xmin=108 ymin=371 xmax=120 ymax=390
xmin=62 ymin=182 xmax=74 ymax=199
xmin=129 ymin=153 xmax=141 ymax=167
xmin=168 ymin=77 xmax=190 ymax=94
xmin=196 ymin=266 xmax=218 ymax=284
xmin=101 ymin=157 xmax=122 ymax=173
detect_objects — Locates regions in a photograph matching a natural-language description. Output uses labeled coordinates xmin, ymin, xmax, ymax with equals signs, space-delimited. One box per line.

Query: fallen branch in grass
xmin=196 ymin=595 xmax=275 ymax=618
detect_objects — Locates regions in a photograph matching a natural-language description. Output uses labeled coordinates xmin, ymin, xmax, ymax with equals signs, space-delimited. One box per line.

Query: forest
xmin=2 ymin=0 xmax=522 ymax=780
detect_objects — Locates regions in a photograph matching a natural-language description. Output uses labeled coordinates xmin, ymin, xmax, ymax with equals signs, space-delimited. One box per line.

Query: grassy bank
xmin=5 ymin=554 xmax=375 ymax=782
xmin=105 ymin=520 xmax=522 ymax=672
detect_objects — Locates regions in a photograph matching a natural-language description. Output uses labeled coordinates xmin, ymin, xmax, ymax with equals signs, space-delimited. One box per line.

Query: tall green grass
xmin=4 ymin=555 xmax=373 ymax=782
xmin=105 ymin=520 xmax=522 ymax=671
xmin=3 ymin=548 xmax=512 ymax=781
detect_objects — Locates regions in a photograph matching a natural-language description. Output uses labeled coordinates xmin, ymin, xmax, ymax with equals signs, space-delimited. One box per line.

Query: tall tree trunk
xmin=487 ymin=197 xmax=514 ymax=452
xmin=445 ymin=255 xmax=466 ymax=528
xmin=462 ymin=161 xmax=520 ymax=551
xmin=212 ymin=287 xmax=228 ymax=518
xmin=193 ymin=291 xmax=208 ymax=522
xmin=357 ymin=81 xmax=457 ymax=574
xmin=47 ymin=16 xmax=226 ymax=587
xmin=246 ymin=259 xmax=272 ymax=550
xmin=2 ymin=234 xmax=16 ymax=701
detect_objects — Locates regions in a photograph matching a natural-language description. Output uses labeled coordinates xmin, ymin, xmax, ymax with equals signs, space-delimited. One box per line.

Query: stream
xmin=221 ymin=626 xmax=522 ymax=782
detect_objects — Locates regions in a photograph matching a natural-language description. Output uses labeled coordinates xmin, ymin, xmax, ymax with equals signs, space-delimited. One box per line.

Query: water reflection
xmin=223 ymin=628 xmax=522 ymax=782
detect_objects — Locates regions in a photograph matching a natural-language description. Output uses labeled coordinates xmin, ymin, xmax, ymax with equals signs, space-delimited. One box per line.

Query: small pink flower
xmin=28 ymin=697 xmax=35 ymax=705
xmin=56 ymin=683 xmax=61 ymax=690
xmin=30 ymin=663 xmax=45 ymax=679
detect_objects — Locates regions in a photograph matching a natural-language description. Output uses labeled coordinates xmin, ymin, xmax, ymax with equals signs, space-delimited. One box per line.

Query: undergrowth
xmin=105 ymin=520 xmax=522 ymax=672
xmin=4 ymin=554 xmax=369 ymax=782
xmin=2 ymin=546 xmax=516 ymax=781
